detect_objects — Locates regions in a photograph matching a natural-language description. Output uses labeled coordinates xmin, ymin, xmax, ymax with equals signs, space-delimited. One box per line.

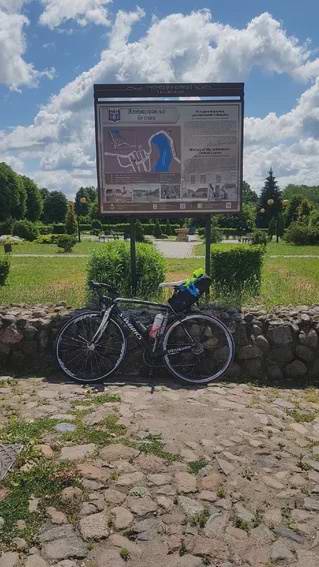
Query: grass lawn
xmin=1 ymin=240 xmax=101 ymax=255
xmin=1 ymin=240 xmax=319 ymax=309
xmin=194 ymin=240 xmax=319 ymax=257
xmin=0 ymin=257 xmax=88 ymax=307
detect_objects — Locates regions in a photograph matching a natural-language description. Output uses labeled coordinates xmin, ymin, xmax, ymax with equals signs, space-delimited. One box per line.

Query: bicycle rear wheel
xmin=56 ymin=311 xmax=127 ymax=383
xmin=163 ymin=313 xmax=234 ymax=384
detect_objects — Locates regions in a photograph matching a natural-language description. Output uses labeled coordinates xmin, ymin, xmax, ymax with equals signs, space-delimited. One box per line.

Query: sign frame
xmin=94 ymin=83 xmax=244 ymax=218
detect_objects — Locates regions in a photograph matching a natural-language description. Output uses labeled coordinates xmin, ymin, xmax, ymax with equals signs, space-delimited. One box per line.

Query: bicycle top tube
xmin=114 ymin=297 xmax=171 ymax=310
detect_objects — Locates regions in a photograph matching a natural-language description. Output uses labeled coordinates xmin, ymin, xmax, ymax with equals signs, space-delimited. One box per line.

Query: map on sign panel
xmin=104 ymin=127 xmax=181 ymax=174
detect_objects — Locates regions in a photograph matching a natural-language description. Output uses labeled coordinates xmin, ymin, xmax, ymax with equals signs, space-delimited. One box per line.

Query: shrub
xmin=52 ymin=223 xmax=66 ymax=235
xmin=79 ymin=223 xmax=92 ymax=231
xmin=285 ymin=223 xmax=319 ymax=245
xmin=38 ymin=224 xmax=53 ymax=235
xmin=0 ymin=257 xmax=10 ymax=286
xmin=65 ymin=203 xmax=77 ymax=235
xmin=135 ymin=220 xmax=145 ymax=242
xmin=251 ymin=230 xmax=268 ymax=246
xmin=154 ymin=220 xmax=162 ymax=239
xmin=13 ymin=220 xmax=39 ymax=241
xmin=87 ymin=241 xmax=165 ymax=299
xmin=198 ymin=224 xmax=222 ymax=243
xmin=56 ymin=234 xmax=77 ymax=253
xmin=211 ymin=245 xmax=265 ymax=299
xmin=0 ymin=218 xmax=13 ymax=236
xmin=92 ymin=219 xmax=102 ymax=231
xmin=36 ymin=234 xmax=56 ymax=244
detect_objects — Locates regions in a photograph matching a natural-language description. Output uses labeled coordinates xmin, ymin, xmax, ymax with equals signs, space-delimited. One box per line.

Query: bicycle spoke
xmin=57 ymin=314 xmax=126 ymax=383
xmin=164 ymin=315 xmax=233 ymax=384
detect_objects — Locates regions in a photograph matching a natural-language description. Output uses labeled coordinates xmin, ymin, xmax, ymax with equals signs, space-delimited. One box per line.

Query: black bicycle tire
xmin=163 ymin=313 xmax=235 ymax=384
xmin=56 ymin=311 xmax=127 ymax=384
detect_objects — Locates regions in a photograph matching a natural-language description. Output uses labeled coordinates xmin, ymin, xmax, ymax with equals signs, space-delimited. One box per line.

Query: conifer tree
xmin=65 ymin=202 xmax=77 ymax=235
xmin=257 ymin=169 xmax=282 ymax=228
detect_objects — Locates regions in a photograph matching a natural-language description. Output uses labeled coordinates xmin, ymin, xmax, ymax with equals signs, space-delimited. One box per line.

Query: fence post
xmin=130 ymin=220 xmax=137 ymax=295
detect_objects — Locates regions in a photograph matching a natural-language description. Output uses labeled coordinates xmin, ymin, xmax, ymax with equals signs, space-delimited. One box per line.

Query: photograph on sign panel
xmin=103 ymin=126 xmax=181 ymax=178
xmin=104 ymin=186 xmax=133 ymax=203
xmin=133 ymin=185 xmax=160 ymax=202
xmin=160 ymin=184 xmax=181 ymax=200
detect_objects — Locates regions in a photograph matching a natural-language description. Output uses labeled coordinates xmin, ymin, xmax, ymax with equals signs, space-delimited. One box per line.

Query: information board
xmin=95 ymin=85 xmax=244 ymax=215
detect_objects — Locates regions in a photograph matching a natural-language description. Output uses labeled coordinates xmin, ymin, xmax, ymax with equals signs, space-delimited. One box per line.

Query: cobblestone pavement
xmin=1 ymin=376 xmax=319 ymax=566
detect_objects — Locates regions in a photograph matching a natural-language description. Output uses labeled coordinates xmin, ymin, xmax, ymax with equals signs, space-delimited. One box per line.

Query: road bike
xmin=56 ymin=277 xmax=235 ymax=385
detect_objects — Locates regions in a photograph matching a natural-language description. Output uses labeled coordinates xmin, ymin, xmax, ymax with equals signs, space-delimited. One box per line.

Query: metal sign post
xmin=205 ymin=215 xmax=212 ymax=299
xmin=130 ymin=220 xmax=137 ymax=295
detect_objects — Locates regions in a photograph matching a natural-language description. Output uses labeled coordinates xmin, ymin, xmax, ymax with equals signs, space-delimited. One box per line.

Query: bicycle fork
xmin=90 ymin=306 xmax=113 ymax=346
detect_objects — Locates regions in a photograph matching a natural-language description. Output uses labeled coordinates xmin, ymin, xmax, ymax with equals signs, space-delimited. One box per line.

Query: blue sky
xmin=0 ymin=0 xmax=319 ymax=195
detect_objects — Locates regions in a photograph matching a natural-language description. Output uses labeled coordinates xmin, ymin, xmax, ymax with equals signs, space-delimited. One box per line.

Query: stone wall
xmin=0 ymin=303 xmax=319 ymax=382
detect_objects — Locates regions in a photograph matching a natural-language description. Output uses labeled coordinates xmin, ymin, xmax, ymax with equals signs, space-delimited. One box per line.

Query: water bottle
xmin=149 ymin=313 xmax=164 ymax=339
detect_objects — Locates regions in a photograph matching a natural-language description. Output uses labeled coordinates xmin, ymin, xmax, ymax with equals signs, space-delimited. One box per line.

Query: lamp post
xmin=77 ymin=196 xmax=88 ymax=243
xmin=263 ymin=198 xmax=288 ymax=243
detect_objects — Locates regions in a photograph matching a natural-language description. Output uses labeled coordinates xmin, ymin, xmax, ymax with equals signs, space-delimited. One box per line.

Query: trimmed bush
xmin=13 ymin=220 xmax=39 ymax=241
xmin=36 ymin=234 xmax=56 ymax=244
xmin=79 ymin=223 xmax=92 ymax=231
xmin=52 ymin=223 xmax=66 ymax=235
xmin=38 ymin=224 xmax=53 ymax=235
xmin=56 ymin=234 xmax=77 ymax=253
xmin=198 ymin=224 xmax=222 ymax=243
xmin=0 ymin=219 xmax=13 ymax=236
xmin=153 ymin=220 xmax=162 ymax=239
xmin=87 ymin=240 xmax=165 ymax=299
xmin=251 ymin=230 xmax=268 ymax=246
xmin=135 ymin=220 xmax=145 ymax=242
xmin=211 ymin=245 xmax=265 ymax=298
xmin=92 ymin=219 xmax=102 ymax=231
xmin=0 ymin=257 xmax=10 ymax=286
xmin=285 ymin=223 xmax=319 ymax=245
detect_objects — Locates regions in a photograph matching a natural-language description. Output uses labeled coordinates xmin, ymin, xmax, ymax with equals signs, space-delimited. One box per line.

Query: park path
xmin=153 ymin=240 xmax=196 ymax=258
xmin=0 ymin=375 xmax=319 ymax=566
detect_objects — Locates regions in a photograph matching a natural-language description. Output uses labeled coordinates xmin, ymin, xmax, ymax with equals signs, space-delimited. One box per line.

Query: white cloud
xmin=39 ymin=0 xmax=113 ymax=29
xmin=0 ymin=5 xmax=55 ymax=90
xmin=0 ymin=0 xmax=30 ymax=13
xmin=1 ymin=9 xmax=319 ymax=194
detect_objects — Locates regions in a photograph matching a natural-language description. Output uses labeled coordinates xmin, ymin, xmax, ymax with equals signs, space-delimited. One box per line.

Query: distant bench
xmin=98 ymin=232 xmax=124 ymax=242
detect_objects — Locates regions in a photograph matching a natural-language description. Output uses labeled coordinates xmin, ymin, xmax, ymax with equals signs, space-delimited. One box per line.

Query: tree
xmin=217 ymin=203 xmax=256 ymax=234
xmin=285 ymin=196 xmax=303 ymax=227
xmin=0 ymin=162 xmax=23 ymax=221
xmin=43 ymin=191 xmax=68 ymax=223
xmin=298 ymin=198 xmax=313 ymax=224
xmin=283 ymin=184 xmax=319 ymax=207
xmin=268 ymin=212 xmax=285 ymax=241
xmin=242 ymin=181 xmax=258 ymax=204
xmin=257 ymin=169 xmax=282 ymax=228
xmin=21 ymin=176 xmax=43 ymax=221
xmin=65 ymin=202 xmax=77 ymax=235
xmin=40 ymin=188 xmax=50 ymax=201
xmin=75 ymin=186 xmax=96 ymax=217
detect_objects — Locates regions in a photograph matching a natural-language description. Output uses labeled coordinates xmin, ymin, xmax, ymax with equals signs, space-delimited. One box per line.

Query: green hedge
xmin=52 ymin=224 xmax=66 ymax=235
xmin=98 ymin=223 xmax=180 ymax=237
xmin=285 ymin=223 xmax=319 ymax=245
xmin=87 ymin=241 xmax=165 ymax=299
xmin=13 ymin=220 xmax=39 ymax=241
xmin=211 ymin=244 xmax=265 ymax=298
xmin=0 ymin=257 xmax=10 ymax=286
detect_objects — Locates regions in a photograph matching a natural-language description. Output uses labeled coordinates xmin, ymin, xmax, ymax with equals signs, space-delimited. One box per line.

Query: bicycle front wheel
xmin=56 ymin=311 xmax=127 ymax=384
xmin=163 ymin=314 xmax=234 ymax=384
